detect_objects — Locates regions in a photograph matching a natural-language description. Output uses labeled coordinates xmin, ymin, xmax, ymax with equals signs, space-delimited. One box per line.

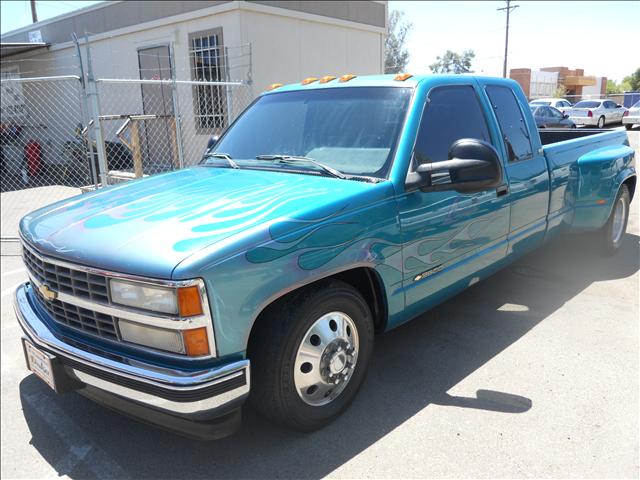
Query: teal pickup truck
xmin=14 ymin=74 xmax=636 ymax=439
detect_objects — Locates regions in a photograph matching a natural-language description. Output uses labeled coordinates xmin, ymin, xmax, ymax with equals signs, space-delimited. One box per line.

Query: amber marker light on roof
xmin=301 ymin=77 xmax=318 ymax=85
xmin=267 ymin=83 xmax=283 ymax=91
xmin=338 ymin=74 xmax=357 ymax=82
xmin=394 ymin=73 xmax=413 ymax=81
xmin=319 ymin=75 xmax=336 ymax=84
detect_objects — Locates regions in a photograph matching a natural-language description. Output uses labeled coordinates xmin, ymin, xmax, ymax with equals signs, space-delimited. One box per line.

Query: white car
xmin=529 ymin=98 xmax=574 ymax=113
xmin=622 ymin=100 xmax=640 ymax=130
xmin=567 ymin=99 xmax=627 ymax=128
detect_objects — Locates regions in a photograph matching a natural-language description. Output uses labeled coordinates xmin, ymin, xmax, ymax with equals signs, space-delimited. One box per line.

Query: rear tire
xmin=599 ymin=184 xmax=630 ymax=256
xmin=625 ymin=123 xmax=633 ymax=130
xmin=248 ymin=279 xmax=374 ymax=431
xmin=597 ymin=115 xmax=605 ymax=128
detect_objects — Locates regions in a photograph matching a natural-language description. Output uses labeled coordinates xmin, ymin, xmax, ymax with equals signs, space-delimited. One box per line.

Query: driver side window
xmin=413 ymin=85 xmax=491 ymax=166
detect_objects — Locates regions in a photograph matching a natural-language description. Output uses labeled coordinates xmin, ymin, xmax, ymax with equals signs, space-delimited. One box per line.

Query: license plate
xmin=24 ymin=340 xmax=56 ymax=391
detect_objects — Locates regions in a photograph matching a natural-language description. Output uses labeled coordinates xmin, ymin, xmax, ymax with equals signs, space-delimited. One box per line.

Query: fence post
xmin=84 ymin=36 xmax=109 ymax=186
xmin=169 ymin=43 xmax=185 ymax=169
xmin=72 ymin=33 xmax=98 ymax=188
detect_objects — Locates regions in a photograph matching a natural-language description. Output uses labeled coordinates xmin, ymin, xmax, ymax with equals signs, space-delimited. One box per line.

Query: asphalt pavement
xmin=1 ymin=130 xmax=638 ymax=479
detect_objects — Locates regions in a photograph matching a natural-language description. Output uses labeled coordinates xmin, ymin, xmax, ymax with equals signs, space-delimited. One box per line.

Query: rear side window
xmin=413 ymin=85 xmax=491 ymax=165
xmin=486 ymin=85 xmax=533 ymax=162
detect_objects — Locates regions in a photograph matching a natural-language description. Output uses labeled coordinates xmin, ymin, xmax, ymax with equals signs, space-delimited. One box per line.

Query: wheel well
xmin=247 ymin=267 xmax=388 ymax=353
xmin=623 ymin=176 xmax=636 ymax=201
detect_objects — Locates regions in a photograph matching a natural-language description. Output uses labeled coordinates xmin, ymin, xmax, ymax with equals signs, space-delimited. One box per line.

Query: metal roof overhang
xmin=0 ymin=42 xmax=50 ymax=58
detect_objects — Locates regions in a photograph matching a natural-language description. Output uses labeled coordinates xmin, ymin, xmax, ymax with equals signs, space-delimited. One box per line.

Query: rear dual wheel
xmin=249 ymin=280 xmax=374 ymax=431
xmin=599 ymin=184 xmax=630 ymax=255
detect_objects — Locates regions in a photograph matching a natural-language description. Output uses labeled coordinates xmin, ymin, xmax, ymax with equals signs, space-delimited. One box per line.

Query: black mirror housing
xmin=406 ymin=138 xmax=502 ymax=193
xmin=207 ymin=135 xmax=220 ymax=150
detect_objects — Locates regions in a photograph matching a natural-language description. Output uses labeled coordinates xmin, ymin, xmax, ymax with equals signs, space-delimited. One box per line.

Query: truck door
xmin=484 ymin=84 xmax=550 ymax=256
xmin=397 ymin=84 xmax=511 ymax=315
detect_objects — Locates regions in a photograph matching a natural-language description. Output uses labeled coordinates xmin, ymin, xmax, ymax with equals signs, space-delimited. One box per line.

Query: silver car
xmin=567 ymin=99 xmax=627 ymax=128
xmin=622 ymin=100 xmax=640 ymax=130
xmin=529 ymin=98 xmax=573 ymax=113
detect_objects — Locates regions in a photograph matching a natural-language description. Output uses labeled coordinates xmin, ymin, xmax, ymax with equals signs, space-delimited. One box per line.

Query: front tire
xmin=599 ymin=184 xmax=630 ymax=255
xmin=248 ymin=279 xmax=374 ymax=431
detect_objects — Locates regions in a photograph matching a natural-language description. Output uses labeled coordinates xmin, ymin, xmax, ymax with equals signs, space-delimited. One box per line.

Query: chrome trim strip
xmin=14 ymin=283 xmax=245 ymax=387
xmin=21 ymin=240 xmax=217 ymax=357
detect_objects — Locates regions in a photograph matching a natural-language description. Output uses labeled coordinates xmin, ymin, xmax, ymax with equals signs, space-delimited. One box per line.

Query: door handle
xmin=496 ymin=185 xmax=509 ymax=197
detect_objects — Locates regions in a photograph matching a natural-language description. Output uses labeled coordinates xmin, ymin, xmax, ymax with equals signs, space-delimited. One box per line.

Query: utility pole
xmin=497 ymin=0 xmax=519 ymax=78
xmin=30 ymin=0 xmax=38 ymax=23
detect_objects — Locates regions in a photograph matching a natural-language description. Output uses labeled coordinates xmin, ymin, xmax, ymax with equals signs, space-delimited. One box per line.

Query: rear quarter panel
xmin=543 ymin=129 xmax=635 ymax=232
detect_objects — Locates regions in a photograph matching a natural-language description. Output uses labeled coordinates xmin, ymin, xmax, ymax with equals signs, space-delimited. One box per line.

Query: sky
xmin=393 ymin=1 xmax=639 ymax=82
xmin=1 ymin=1 xmax=638 ymax=81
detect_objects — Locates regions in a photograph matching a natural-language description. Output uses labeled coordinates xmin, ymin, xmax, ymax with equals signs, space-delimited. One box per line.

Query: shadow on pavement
xmin=19 ymin=232 xmax=639 ymax=479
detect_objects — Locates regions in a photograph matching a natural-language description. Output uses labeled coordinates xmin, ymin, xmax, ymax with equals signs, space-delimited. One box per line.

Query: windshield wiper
xmin=203 ymin=152 xmax=239 ymax=169
xmin=255 ymin=154 xmax=347 ymax=180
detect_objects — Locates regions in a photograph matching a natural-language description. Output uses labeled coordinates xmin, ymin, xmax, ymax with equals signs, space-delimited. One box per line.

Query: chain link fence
xmin=1 ymin=66 xmax=252 ymax=243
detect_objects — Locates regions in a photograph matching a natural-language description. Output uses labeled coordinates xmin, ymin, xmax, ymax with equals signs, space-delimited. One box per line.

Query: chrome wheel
xmin=611 ymin=196 xmax=627 ymax=244
xmin=293 ymin=311 xmax=359 ymax=406
xmin=597 ymin=116 xmax=605 ymax=128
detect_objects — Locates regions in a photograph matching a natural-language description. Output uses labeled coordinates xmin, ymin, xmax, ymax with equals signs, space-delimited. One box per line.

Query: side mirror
xmin=406 ymin=139 xmax=502 ymax=193
xmin=616 ymin=104 xmax=623 ymax=108
xmin=563 ymin=113 xmax=569 ymax=119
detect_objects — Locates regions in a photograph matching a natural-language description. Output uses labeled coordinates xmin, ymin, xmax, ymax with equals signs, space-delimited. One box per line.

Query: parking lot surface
xmin=1 ymin=131 xmax=638 ymax=479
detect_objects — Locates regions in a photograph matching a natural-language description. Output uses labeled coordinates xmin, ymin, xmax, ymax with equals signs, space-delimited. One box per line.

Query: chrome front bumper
xmin=14 ymin=282 xmax=250 ymax=438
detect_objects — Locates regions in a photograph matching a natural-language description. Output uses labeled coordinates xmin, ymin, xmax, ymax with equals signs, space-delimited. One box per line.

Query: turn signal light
xmin=319 ymin=75 xmax=336 ymax=84
xmin=182 ymin=327 xmax=210 ymax=356
xmin=177 ymin=285 xmax=203 ymax=317
xmin=267 ymin=83 xmax=283 ymax=91
xmin=394 ymin=73 xmax=413 ymax=81
xmin=338 ymin=74 xmax=357 ymax=82
xmin=301 ymin=77 xmax=318 ymax=85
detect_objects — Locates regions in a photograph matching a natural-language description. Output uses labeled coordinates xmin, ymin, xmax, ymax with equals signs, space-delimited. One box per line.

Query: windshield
xmin=574 ymin=101 xmax=601 ymax=108
xmin=204 ymin=87 xmax=412 ymax=178
xmin=530 ymin=101 xmax=550 ymax=106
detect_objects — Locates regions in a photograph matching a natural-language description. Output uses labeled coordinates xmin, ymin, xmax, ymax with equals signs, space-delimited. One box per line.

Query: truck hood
xmin=20 ymin=167 xmax=378 ymax=278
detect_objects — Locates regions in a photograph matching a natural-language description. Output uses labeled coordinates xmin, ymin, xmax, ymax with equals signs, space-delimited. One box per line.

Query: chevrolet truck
xmin=14 ymin=74 xmax=636 ymax=439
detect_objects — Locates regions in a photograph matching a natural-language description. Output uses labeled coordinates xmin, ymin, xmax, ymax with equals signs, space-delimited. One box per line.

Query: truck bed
xmin=538 ymin=127 xmax=624 ymax=146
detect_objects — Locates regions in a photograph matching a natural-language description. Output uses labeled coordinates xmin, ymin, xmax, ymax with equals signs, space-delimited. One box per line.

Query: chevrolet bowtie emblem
xmin=38 ymin=284 xmax=57 ymax=301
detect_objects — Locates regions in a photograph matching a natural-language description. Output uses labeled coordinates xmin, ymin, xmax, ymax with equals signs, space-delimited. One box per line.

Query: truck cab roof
xmin=263 ymin=73 xmax=519 ymax=94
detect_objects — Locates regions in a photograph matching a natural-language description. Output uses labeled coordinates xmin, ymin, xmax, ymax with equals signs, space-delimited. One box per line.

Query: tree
xmin=384 ymin=10 xmax=412 ymax=74
xmin=607 ymin=79 xmax=623 ymax=95
xmin=553 ymin=85 xmax=567 ymax=98
xmin=429 ymin=50 xmax=475 ymax=74
xmin=622 ymin=67 xmax=640 ymax=91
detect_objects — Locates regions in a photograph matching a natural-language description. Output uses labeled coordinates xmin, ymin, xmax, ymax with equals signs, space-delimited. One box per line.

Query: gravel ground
xmin=1 ymin=130 xmax=638 ymax=479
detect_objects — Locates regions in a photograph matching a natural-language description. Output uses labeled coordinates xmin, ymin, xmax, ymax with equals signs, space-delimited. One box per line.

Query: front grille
xmin=23 ymin=243 xmax=119 ymax=341
xmin=23 ymin=247 xmax=109 ymax=303
xmin=34 ymin=288 xmax=119 ymax=340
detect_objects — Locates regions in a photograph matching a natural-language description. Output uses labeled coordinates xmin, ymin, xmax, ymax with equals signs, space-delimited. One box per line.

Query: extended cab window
xmin=413 ymin=85 xmax=491 ymax=166
xmin=486 ymin=85 xmax=533 ymax=162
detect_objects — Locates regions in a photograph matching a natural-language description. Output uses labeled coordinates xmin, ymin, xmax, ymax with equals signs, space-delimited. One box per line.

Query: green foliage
xmin=607 ymin=79 xmax=622 ymax=94
xmin=622 ymin=67 xmax=640 ymax=91
xmin=553 ymin=85 xmax=567 ymax=98
xmin=429 ymin=50 xmax=475 ymax=74
xmin=384 ymin=10 xmax=412 ymax=74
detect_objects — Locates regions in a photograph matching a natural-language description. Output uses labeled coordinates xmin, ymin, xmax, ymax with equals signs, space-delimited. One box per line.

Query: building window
xmin=189 ymin=28 xmax=227 ymax=133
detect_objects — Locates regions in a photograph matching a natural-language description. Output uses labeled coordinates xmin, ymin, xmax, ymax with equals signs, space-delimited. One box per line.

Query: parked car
xmin=567 ymin=99 xmax=627 ymax=128
xmin=14 ymin=74 xmax=636 ymax=440
xmin=622 ymin=100 xmax=640 ymax=130
xmin=529 ymin=97 xmax=573 ymax=113
xmin=530 ymin=105 xmax=576 ymax=128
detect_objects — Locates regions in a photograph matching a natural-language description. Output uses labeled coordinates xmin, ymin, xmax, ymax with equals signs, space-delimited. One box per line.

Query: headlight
xmin=109 ymin=279 xmax=203 ymax=317
xmin=110 ymin=279 xmax=178 ymax=314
